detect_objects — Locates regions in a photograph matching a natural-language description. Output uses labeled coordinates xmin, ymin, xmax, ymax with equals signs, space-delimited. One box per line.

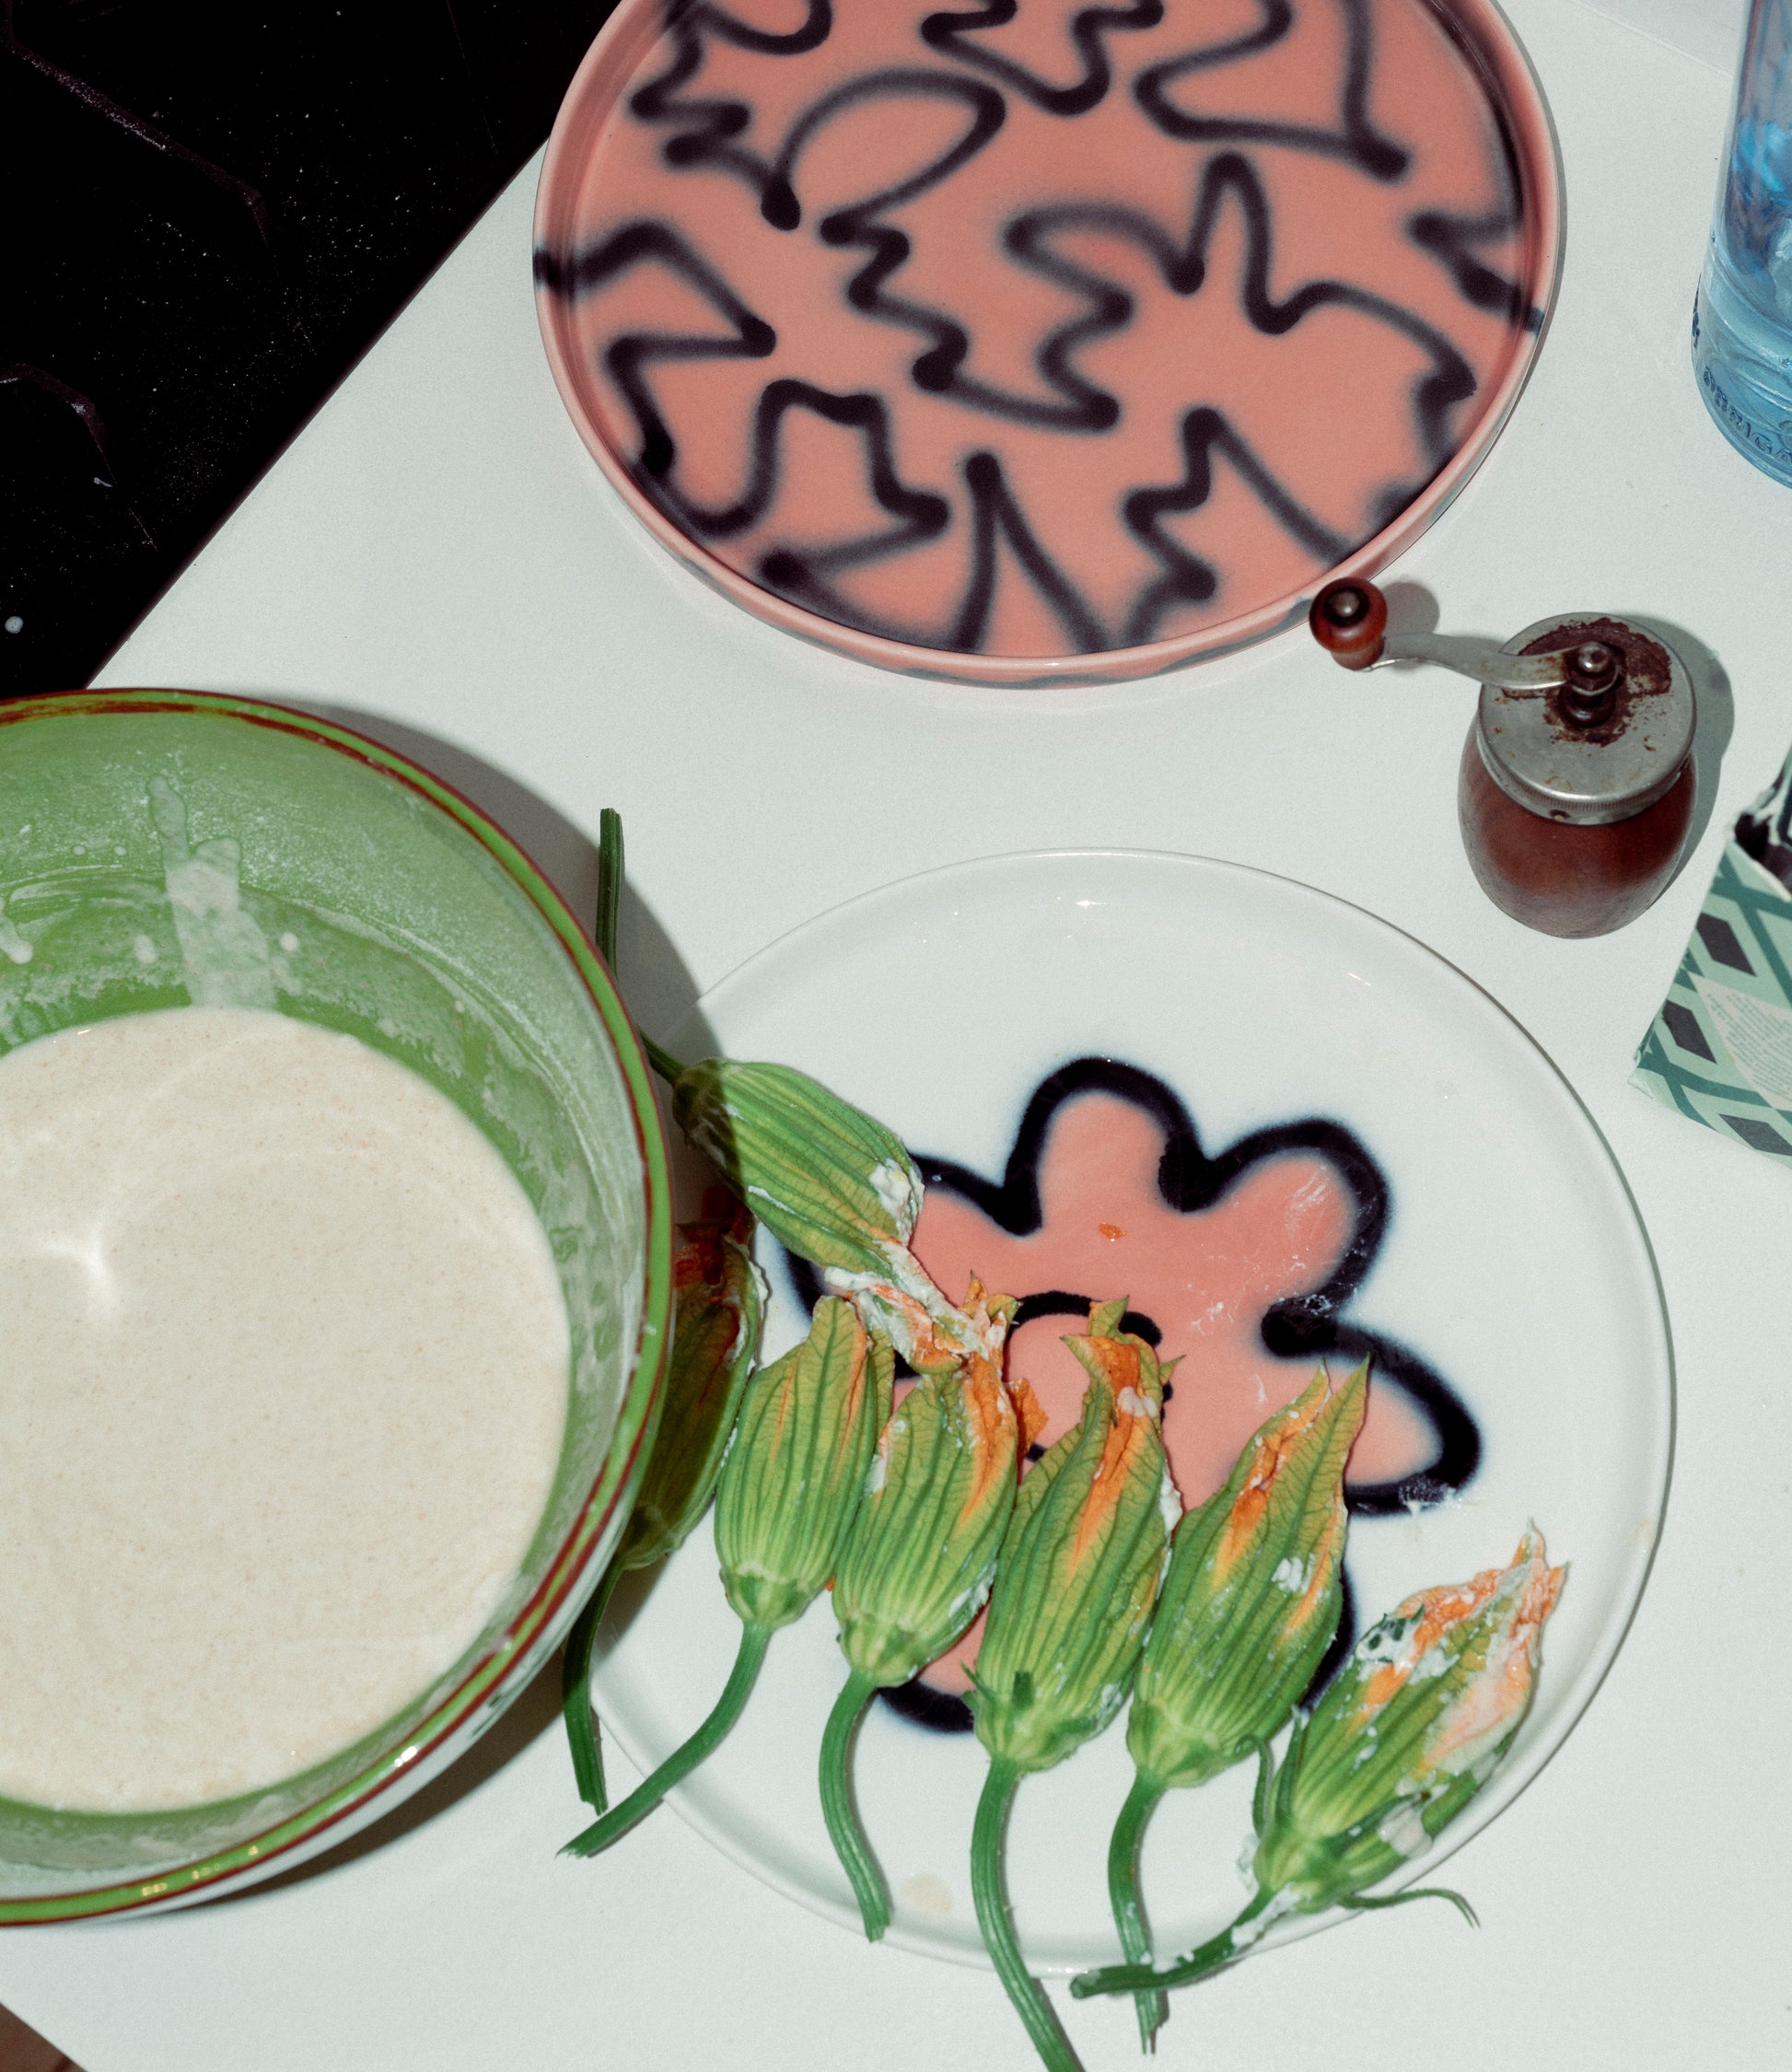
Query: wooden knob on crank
xmin=1309 ymin=578 xmax=1389 ymax=670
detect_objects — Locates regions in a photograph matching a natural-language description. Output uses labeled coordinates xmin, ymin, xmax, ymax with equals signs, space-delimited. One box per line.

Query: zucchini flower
xmin=969 ymin=1302 xmax=1176 ymax=2072
xmin=564 ymin=1298 xmax=890 ymax=1858
xmin=716 ymin=1298 xmax=893 ymax=1629
xmin=820 ymin=1286 xmax=1023 ymax=1939
xmin=669 ymin=1054 xmax=997 ymax=1373
xmin=561 ymin=1197 xmax=767 ymax=1813
xmin=1107 ymin=1361 xmax=1366 ymax=2046
xmin=625 ymin=1201 xmax=769 ymax=1569
xmin=1072 ymin=1527 xmax=1565 ymax=2004
xmin=821 ymin=1243 xmax=1007 ymax=1375
xmin=670 ymin=1055 xmax=921 ymax=1277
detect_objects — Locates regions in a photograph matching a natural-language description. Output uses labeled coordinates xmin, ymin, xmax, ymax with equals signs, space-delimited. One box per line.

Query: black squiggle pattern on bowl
xmin=1000 ymin=157 xmax=1477 ymax=458
xmin=627 ymin=0 xmax=836 ymax=213
xmin=1411 ymin=202 xmax=1542 ymax=332
xmin=541 ymin=187 xmax=1467 ymax=650
xmin=776 ymin=72 xmax=1008 ymax=352
xmin=1135 ymin=0 xmax=1409 ymax=179
xmin=535 ymin=221 xmax=778 ymax=487
xmin=765 ymin=446 xmax=1110 ymax=649
xmin=539 ymin=0 xmax=1552 ymax=661
xmin=1122 ymin=407 xmax=1343 ymax=638
xmin=920 ymin=0 xmax=1166 ymax=116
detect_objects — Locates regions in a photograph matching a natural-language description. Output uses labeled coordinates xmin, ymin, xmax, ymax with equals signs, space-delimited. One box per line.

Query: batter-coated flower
xmin=1072 ymin=1527 xmax=1565 ymax=2004
xmin=1251 ymin=1522 xmax=1565 ymax=1913
xmin=821 ymin=1245 xmax=1009 ymax=1375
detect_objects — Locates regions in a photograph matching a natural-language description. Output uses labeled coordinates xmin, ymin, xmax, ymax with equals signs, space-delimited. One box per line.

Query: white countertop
xmin=8 ymin=2 xmax=1792 ymax=2066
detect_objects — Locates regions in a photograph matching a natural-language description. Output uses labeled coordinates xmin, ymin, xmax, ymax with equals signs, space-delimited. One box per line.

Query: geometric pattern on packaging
xmin=1634 ymin=753 xmax=1792 ymax=1160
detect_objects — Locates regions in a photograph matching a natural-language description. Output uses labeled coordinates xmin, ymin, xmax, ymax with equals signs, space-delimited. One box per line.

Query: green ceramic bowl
xmin=0 ymin=690 xmax=673 ymax=1921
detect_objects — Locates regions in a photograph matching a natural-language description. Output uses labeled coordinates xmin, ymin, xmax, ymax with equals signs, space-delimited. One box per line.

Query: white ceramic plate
xmin=593 ymin=849 xmax=1670 ymax=1973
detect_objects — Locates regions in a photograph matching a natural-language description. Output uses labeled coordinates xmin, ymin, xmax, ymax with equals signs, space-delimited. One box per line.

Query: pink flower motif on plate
xmin=787 ymin=1058 xmax=1477 ymax=1726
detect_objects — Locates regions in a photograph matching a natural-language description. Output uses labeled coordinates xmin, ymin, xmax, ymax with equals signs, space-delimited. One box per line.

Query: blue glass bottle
xmin=1694 ymin=0 xmax=1792 ymax=485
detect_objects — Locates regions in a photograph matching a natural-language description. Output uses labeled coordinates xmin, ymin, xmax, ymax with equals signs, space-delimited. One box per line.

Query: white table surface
xmin=9 ymin=1 xmax=1791 ymax=2066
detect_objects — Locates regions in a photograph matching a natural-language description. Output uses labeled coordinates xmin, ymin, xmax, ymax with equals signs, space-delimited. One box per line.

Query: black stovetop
xmin=3 ymin=0 xmax=619 ymax=700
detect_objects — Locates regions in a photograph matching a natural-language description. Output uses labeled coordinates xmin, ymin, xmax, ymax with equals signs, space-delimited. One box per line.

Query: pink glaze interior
xmin=908 ymin=1088 xmax=1437 ymax=1694
xmin=540 ymin=0 xmax=1554 ymax=668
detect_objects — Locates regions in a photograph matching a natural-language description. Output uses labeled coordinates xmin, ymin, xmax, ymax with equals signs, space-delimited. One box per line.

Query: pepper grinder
xmin=1309 ymin=578 xmax=1697 ymax=938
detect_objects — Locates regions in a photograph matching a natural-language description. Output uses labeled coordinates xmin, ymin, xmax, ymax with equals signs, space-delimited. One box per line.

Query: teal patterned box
xmin=1634 ymin=751 xmax=1792 ymax=1159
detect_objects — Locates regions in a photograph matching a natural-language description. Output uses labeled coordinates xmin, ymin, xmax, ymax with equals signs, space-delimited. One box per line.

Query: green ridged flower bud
xmin=820 ymin=1288 xmax=1025 ymax=1939
xmin=1128 ymin=1360 xmax=1366 ymax=1791
xmin=971 ymin=1301 xmax=1174 ymax=1774
xmin=564 ymin=1298 xmax=891 ymax=1863
xmin=968 ymin=1302 xmax=1177 ymax=2072
xmin=1104 ymin=1359 xmax=1365 ymax=2048
xmin=716 ymin=1297 xmax=893 ymax=1631
xmin=834 ymin=1310 xmax=1021 ymax=1686
xmin=671 ymin=1058 xmax=920 ymax=1278
xmin=669 ymin=1055 xmax=997 ymax=1376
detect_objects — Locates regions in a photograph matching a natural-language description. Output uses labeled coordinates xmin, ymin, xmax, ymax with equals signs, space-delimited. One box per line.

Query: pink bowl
xmin=535 ymin=0 xmax=1561 ymax=685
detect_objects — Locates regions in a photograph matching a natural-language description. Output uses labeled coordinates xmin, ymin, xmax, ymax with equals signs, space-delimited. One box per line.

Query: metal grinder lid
xmin=1475 ymin=615 xmax=1696 ymax=826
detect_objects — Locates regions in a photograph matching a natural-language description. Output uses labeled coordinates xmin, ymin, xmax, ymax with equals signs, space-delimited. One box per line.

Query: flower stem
xmin=596 ymin=808 xmax=623 ymax=970
xmin=819 ymin=1669 xmax=887 ymax=1940
xmin=561 ymin=1620 xmax=772 ymax=1858
xmin=1107 ymin=1770 xmax=1169 ymax=2051
xmin=1070 ymin=1885 xmax=1274 ymax=2000
xmin=643 ymin=1033 xmax=686 ymax=1084
xmin=593 ymin=807 xmax=685 ymax=1083
xmin=972 ymin=1757 xmax=1086 ymax=2072
xmin=561 ymin=1556 xmax=623 ymax=1813
xmin=1339 ymin=1884 xmax=1478 ymax=1928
